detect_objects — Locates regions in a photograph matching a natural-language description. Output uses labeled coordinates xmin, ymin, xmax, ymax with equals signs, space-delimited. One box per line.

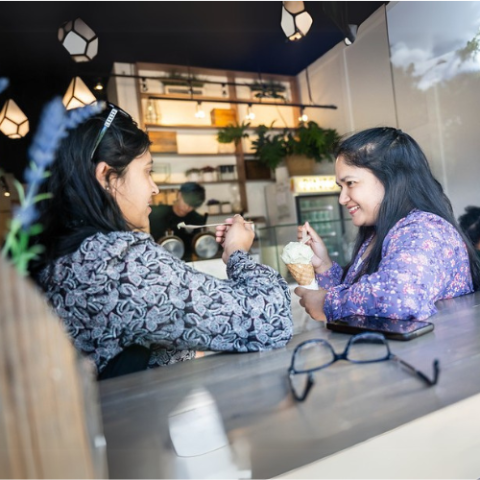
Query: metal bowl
xmin=157 ymin=235 xmax=185 ymax=259
xmin=192 ymin=232 xmax=219 ymax=259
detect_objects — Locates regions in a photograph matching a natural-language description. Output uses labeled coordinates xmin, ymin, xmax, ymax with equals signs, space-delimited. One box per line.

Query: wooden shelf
xmin=146 ymin=123 xmax=222 ymax=130
xmin=156 ymin=180 xmax=239 ymax=188
xmin=146 ymin=123 xmax=295 ymax=131
xmin=152 ymin=152 xmax=235 ymax=157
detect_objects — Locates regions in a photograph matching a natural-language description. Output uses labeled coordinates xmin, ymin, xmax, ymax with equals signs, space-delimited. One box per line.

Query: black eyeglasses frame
xmin=288 ymin=332 xmax=440 ymax=402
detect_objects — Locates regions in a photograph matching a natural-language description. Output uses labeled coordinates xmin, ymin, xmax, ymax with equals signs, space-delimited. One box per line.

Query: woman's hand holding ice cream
xmin=294 ymin=286 xmax=327 ymax=321
xmin=215 ymin=215 xmax=254 ymax=263
xmin=297 ymin=222 xmax=333 ymax=274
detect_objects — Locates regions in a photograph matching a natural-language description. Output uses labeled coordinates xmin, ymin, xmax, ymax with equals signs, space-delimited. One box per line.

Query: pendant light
xmin=245 ymin=104 xmax=256 ymax=121
xmin=0 ymin=99 xmax=29 ymax=139
xmin=298 ymin=107 xmax=308 ymax=123
xmin=281 ymin=1 xmax=313 ymax=42
xmin=194 ymin=101 xmax=206 ymax=119
xmin=58 ymin=18 xmax=98 ymax=62
xmin=62 ymin=77 xmax=97 ymax=110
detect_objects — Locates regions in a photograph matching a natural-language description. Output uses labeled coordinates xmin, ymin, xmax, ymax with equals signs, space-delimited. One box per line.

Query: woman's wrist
xmin=315 ymin=260 xmax=333 ymax=275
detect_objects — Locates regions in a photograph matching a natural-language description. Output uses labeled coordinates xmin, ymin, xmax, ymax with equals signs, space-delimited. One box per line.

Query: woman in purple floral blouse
xmin=295 ymin=127 xmax=480 ymax=321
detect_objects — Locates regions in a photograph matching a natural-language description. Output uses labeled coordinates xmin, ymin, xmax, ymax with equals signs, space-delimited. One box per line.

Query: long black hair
xmin=458 ymin=206 xmax=480 ymax=249
xmin=30 ymin=105 xmax=151 ymax=275
xmin=337 ymin=127 xmax=480 ymax=289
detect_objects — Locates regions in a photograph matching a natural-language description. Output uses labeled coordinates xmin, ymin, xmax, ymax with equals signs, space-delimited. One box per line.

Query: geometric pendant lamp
xmin=0 ymin=99 xmax=29 ymax=139
xmin=281 ymin=1 xmax=313 ymax=42
xmin=58 ymin=18 xmax=98 ymax=62
xmin=62 ymin=77 xmax=97 ymax=110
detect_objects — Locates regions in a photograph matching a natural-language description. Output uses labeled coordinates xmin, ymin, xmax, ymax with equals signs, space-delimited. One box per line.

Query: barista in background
xmin=149 ymin=182 xmax=206 ymax=260
xmin=458 ymin=206 xmax=480 ymax=258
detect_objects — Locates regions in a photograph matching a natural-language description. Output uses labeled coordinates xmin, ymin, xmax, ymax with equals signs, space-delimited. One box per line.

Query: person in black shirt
xmin=458 ymin=205 xmax=480 ymax=259
xmin=149 ymin=182 xmax=206 ymax=260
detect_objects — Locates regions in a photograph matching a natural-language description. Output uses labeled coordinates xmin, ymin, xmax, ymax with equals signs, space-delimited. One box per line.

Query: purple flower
xmin=13 ymin=204 xmax=39 ymax=228
xmin=0 ymin=78 xmax=8 ymax=94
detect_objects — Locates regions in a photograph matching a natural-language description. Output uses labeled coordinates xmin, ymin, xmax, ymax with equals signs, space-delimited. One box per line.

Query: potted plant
xmin=206 ymin=198 xmax=221 ymax=214
xmin=201 ymin=166 xmax=217 ymax=182
xmin=251 ymin=121 xmax=340 ymax=176
xmin=185 ymin=168 xmax=201 ymax=182
xmin=250 ymin=124 xmax=288 ymax=170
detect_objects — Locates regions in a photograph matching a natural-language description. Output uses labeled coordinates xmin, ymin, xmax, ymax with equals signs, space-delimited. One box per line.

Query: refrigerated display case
xmin=264 ymin=175 xmax=357 ymax=269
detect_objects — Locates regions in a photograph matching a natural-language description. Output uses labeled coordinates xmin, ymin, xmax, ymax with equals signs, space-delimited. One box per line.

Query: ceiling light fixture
xmin=58 ymin=18 xmax=98 ymax=62
xmin=344 ymin=24 xmax=358 ymax=46
xmin=62 ymin=77 xmax=97 ymax=110
xmin=194 ymin=101 xmax=206 ymax=119
xmin=281 ymin=1 xmax=313 ymax=42
xmin=0 ymin=99 xmax=29 ymax=139
xmin=93 ymin=80 xmax=104 ymax=91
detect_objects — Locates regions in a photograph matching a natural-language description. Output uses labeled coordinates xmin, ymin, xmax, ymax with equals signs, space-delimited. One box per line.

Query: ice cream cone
xmin=287 ymin=263 xmax=315 ymax=286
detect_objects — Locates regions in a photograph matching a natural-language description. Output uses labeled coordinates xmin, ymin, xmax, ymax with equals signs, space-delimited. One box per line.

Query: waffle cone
xmin=287 ymin=263 xmax=315 ymax=286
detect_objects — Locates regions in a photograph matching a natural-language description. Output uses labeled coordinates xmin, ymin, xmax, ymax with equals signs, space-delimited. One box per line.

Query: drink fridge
xmin=264 ymin=176 xmax=357 ymax=267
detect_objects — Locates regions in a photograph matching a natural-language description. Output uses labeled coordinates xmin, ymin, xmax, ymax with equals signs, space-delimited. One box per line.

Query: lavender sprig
xmin=2 ymin=98 xmax=104 ymax=274
xmin=0 ymin=78 xmax=9 ymax=94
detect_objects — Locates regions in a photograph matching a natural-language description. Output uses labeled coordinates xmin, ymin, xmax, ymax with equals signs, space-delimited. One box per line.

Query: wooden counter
xmin=99 ymin=292 xmax=480 ymax=478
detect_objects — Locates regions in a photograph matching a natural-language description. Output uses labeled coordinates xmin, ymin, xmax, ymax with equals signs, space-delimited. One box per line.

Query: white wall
xmin=386 ymin=1 xmax=480 ymax=216
xmin=296 ymin=6 xmax=396 ymax=136
xmin=297 ymin=2 xmax=480 ymax=217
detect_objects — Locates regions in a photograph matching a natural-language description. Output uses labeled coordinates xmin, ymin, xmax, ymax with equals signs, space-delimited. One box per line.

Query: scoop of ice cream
xmin=281 ymin=241 xmax=314 ymax=265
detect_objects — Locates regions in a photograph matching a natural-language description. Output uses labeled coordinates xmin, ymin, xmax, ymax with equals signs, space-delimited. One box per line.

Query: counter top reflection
xmin=99 ymin=292 xmax=480 ymax=478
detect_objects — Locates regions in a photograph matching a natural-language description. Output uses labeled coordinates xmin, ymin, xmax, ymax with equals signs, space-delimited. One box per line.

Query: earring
xmin=105 ymin=185 xmax=109 ymax=191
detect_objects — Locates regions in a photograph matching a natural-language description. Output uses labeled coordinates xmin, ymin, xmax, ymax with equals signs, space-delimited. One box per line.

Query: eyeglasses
xmin=288 ymin=332 xmax=440 ymax=402
xmin=90 ymin=102 xmax=132 ymax=160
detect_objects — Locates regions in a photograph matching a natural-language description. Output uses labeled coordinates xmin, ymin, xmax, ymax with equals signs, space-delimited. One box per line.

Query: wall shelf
xmin=156 ymin=180 xmax=239 ymax=188
xmin=146 ymin=124 xmax=223 ymax=130
xmin=152 ymin=153 xmax=235 ymax=157
xmin=135 ymin=62 xmax=301 ymax=213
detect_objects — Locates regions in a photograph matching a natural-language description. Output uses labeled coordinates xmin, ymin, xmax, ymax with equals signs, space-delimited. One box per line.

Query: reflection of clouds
xmin=387 ymin=1 xmax=480 ymax=91
xmin=391 ymin=39 xmax=480 ymax=91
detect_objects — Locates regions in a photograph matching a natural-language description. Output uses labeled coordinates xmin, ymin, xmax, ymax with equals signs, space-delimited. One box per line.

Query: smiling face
xmin=335 ymin=155 xmax=385 ymax=227
xmin=110 ymin=150 xmax=159 ymax=231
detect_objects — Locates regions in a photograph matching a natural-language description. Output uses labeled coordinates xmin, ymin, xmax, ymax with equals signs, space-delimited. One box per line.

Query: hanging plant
xmin=248 ymin=81 xmax=287 ymax=99
xmin=160 ymin=71 xmax=205 ymax=88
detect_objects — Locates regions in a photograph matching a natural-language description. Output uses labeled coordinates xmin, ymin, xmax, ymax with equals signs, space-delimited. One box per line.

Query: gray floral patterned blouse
xmin=37 ymin=231 xmax=293 ymax=374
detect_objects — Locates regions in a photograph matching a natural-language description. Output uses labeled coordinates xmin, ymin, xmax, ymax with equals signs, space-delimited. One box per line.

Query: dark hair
xmin=30 ymin=105 xmax=151 ymax=274
xmin=336 ymin=127 xmax=480 ymax=289
xmin=180 ymin=182 xmax=205 ymax=208
xmin=458 ymin=206 xmax=480 ymax=248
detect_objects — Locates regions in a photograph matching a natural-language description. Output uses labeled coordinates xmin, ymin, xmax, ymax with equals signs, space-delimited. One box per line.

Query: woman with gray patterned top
xmin=29 ymin=103 xmax=293 ymax=379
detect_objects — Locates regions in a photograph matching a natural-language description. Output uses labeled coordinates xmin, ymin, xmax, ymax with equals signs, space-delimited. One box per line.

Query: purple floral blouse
xmin=315 ymin=210 xmax=474 ymax=320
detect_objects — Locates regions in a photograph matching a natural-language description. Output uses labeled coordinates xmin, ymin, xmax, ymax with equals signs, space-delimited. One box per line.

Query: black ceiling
xmin=0 ymin=1 xmax=385 ymax=178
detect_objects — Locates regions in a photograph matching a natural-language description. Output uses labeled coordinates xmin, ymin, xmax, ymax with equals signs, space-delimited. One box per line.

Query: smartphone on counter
xmin=326 ymin=315 xmax=434 ymax=341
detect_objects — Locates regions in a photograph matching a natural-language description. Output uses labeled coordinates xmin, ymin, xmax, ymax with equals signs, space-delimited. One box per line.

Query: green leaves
xmin=251 ymin=121 xmax=341 ymax=169
xmin=216 ymin=122 xmax=250 ymax=145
